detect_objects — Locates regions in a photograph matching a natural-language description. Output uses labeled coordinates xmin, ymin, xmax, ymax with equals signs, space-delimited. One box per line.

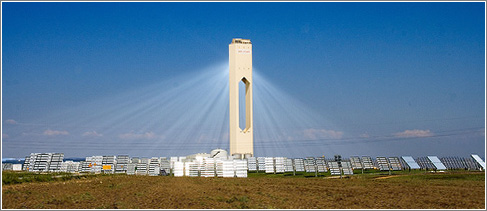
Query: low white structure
xmin=60 ymin=161 xmax=80 ymax=173
xmin=202 ymin=157 xmax=215 ymax=177
xmin=275 ymin=157 xmax=285 ymax=173
xmin=210 ymin=149 xmax=228 ymax=158
xmin=173 ymin=161 xmax=184 ymax=177
xmin=265 ymin=157 xmax=274 ymax=174
xmin=234 ymin=159 xmax=248 ymax=178
xmin=222 ymin=160 xmax=235 ymax=177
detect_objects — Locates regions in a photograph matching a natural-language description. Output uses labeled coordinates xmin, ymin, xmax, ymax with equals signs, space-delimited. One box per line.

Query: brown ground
xmin=2 ymin=172 xmax=485 ymax=209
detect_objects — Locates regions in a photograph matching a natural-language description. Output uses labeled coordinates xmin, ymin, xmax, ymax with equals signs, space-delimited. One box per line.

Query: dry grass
xmin=2 ymin=171 xmax=485 ymax=209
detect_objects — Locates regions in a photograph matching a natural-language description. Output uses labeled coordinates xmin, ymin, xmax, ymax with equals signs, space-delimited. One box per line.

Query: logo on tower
xmin=237 ymin=49 xmax=251 ymax=54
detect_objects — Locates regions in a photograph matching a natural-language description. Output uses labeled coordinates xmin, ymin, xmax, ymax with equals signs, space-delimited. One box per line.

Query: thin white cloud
xmin=82 ymin=131 xmax=103 ymax=137
xmin=303 ymin=128 xmax=343 ymax=140
xmin=21 ymin=132 xmax=31 ymax=136
xmin=220 ymin=132 xmax=229 ymax=141
xmin=4 ymin=119 xmax=17 ymax=125
xmin=394 ymin=129 xmax=433 ymax=138
xmin=119 ymin=131 xmax=160 ymax=140
xmin=2 ymin=133 xmax=8 ymax=139
xmin=360 ymin=133 xmax=370 ymax=138
xmin=43 ymin=129 xmax=69 ymax=136
xmin=196 ymin=134 xmax=215 ymax=143
xmin=479 ymin=128 xmax=485 ymax=137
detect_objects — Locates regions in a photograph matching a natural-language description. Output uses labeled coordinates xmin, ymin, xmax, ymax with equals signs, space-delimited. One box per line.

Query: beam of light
xmin=252 ymin=68 xmax=346 ymax=157
xmin=4 ymin=62 xmax=230 ymax=157
xmin=1 ymin=62 xmax=370 ymax=158
xmin=5 ymin=60 xmax=334 ymax=157
xmin=6 ymin=62 xmax=479 ymax=158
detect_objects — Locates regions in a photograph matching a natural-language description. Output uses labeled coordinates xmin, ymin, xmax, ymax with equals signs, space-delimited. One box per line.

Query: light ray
xmin=4 ymin=62 xmax=346 ymax=158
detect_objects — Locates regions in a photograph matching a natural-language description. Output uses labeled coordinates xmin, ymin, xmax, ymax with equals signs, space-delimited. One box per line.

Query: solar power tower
xmin=229 ymin=38 xmax=254 ymax=157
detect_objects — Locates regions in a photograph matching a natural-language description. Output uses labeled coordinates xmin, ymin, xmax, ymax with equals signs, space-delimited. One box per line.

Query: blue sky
xmin=2 ymin=2 xmax=485 ymax=159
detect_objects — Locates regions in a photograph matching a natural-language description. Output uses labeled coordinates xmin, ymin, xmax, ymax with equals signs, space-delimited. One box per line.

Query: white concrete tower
xmin=229 ymin=38 xmax=253 ymax=157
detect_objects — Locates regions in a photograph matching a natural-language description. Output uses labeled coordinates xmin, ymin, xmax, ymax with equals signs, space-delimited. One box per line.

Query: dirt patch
xmin=322 ymin=175 xmax=342 ymax=179
xmin=375 ymin=175 xmax=404 ymax=180
xmin=2 ymin=172 xmax=485 ymax=209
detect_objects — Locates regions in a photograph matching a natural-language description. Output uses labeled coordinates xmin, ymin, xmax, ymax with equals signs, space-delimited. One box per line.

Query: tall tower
xmin=229 ymin=38 xmax=253 ymax=157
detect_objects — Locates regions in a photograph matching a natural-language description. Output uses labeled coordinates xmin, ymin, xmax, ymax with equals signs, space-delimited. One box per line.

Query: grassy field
xmin=2 ymin=171 xmax=485 ymax=209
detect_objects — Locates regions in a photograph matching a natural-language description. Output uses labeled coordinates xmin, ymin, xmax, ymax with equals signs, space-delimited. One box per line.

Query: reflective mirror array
xmin=401 ymin=156 xmax=421 ymax=169
xmin=471 ymin=154 xmax=486 ymax=169
xmin=427 ymin=156 xmax=447 ymax=170
xmin=6 ymin=152 xmax=483 ymax=178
